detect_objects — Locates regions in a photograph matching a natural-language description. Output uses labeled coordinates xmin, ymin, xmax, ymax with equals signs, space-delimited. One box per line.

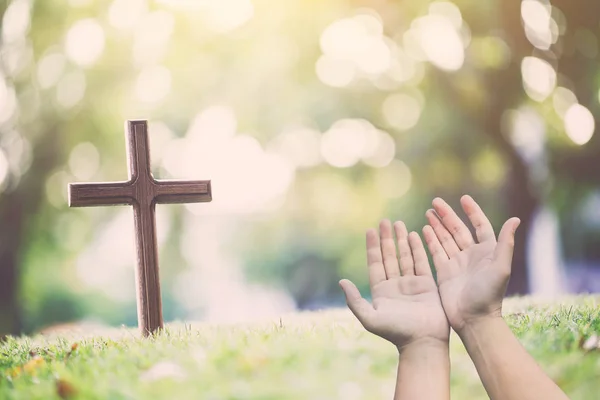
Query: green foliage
xmin=0 ymin=296 xmax=599 ymax=399
xmin=1 ymin=0 xmax=599 ymax=333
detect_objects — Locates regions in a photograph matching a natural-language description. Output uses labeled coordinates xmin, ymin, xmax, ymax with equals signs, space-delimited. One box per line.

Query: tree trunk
xmin=437 ymin=0 xmax=540 ymax=294
xmin=0 ymin=127 xmax=60 ymax=337
xmin=0 ymin=193 xmax=25 ymax=337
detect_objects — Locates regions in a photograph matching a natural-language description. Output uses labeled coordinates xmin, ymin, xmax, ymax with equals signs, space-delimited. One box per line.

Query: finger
xmin=339 ymin=279 xmax=375 ymax=329
xmin=366 ymin=229 xmax=387 ymax=288
xmin=379 ymin=220 xmax=400 ymax=279
xmin=461 ymin=195 xmax=496 ymax=244
xmin=432 ymin=197 xmax=475 ymax=250
xmin=393 ymin=221 xmax=415 ymax=276
xmin=425 ymin=209 xmax=461 ymax=258
xmin=493 ymin=218 xmax=521 ymax=275
xmin=422 ymin=225 xmax=449 ymax=273
xmin=408 ymin=232 xmax=432 ymax=276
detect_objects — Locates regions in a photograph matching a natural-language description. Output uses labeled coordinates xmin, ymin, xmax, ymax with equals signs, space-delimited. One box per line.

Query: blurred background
xmin=0 ymin=0 xmax=599 ymax=336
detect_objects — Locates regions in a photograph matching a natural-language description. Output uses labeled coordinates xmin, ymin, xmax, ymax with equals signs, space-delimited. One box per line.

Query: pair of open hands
xmin=340 ymin=195 xmax=521 ymax=350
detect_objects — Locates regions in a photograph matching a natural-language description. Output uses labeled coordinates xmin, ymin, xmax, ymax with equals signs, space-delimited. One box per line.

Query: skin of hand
xmin=339 ymin=219 xmax=450 ymax=350
xmin=422 ymin=195 xmax=521 ymax=333
xmin=422 ymin=195 xmax=570 ymax=400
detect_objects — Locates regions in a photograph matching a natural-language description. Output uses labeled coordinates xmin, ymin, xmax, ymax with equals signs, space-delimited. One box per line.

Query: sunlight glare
xmin=204 ymin=0 xmax=254 ymax=33
xmin=68 ymin=0 xmax=93 ymax=6
xmin=521 ymin=0 xmax=557 ymax=50
xmin=65 ymin=19 xmax=106 ymax=67
xmin=521 ymin=1 xmax=551 ymax=35
xmin=68 ymin=142 xmax=100 ymax=181
xmin=321 ymin=119 xmax=374 ymax=168
xmin=0 ymin=149 xmax=9 ymax=192
xmin=148 ymin=121 xmax=175 ymax=168
xmin=109 ymin=0 xmax=147 ymax=30
xmin=320 ymin=17 xmax=368 ymax=59
xmin=552 ymin=87 xmax=577 ymax=118
xmin=3 ymin=130 xmax=32 ymax=178
xmin=0 ymin=76 xmax=17 ymax=124
xmin=2 ymin=0 xmax=31 ymax=44
xmin=36 ymin=52 xmax=66 ymax=89
xmin=135 ymin=65 xmax=171 ymax=103
xmin=338 ymin=382 xmax=362 ymax=400
xmin=318 ymin=11 xmax=392 ymax=85
xmin=387 ymin=48 xmax=417 ymax=83
xmin=507 ymin=107 xmax=545 ymax=163
xmin=268 ymin=127 xmax=322 ymax=168
xmin=521 ymin=56 xmax=556 ymax=102
xmin=176 ymin=218 xmax=296 ymax=321
xmin=133 ymin=11 xmax=174 ymax=65
xmin=189 ymin=105 xmax=237 ymax=144
xmin=362 ymin=130 xmax=396 ymax=168
xmin=412 ymin=15 xmax=465 ymax=71
xmin=429 ymin=1 xmax=463 ymax=29
xmin=45 ymin=170 xmax=70 ymax=208
xmin=356 ymin=38 xmax=392 ymax=75
xmin=164 ymin=106 xmax=296 ymax=214
xmin=382 ymin=93 xmax=423 ymax=131
xmin=76 ymin=209 xmax=135 ymax=301
xmin=56 ymin=70 xmax=87 ymax=109
xmin=564 ymin=104 xmax=595 ymax=146
xmin=375 ymin=160 xmax=412 ymax=199
xmin=315 ymin=55 xmax=356 ymax=87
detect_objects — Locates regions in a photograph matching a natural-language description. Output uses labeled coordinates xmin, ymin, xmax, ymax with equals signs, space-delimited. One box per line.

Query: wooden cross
xmin=68 ymin=120 xmax=212 ymax=336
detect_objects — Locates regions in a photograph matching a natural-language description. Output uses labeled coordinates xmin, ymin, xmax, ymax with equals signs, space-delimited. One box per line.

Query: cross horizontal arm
xmin=69 ymin=181 xmax=134 ymax=207
xmin=153 ymin=180 xmax=212 ymax=204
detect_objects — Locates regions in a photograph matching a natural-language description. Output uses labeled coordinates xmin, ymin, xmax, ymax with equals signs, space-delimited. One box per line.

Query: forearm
xmin=458 ymin=317 xmax=569 ymax=400
xmin=394 ymin=339 xmax=450 ymax=400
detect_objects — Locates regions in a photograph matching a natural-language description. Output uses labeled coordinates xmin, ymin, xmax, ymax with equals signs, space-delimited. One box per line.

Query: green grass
xmin=1 ymin=296 xmax=599 ymax=400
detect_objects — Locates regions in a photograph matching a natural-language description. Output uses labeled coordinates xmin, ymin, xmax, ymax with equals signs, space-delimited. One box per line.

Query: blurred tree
xmin=0 ymin=0 xmax=599 ymax=335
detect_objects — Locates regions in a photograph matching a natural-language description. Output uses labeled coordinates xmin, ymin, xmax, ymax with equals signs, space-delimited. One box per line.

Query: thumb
xmin=339 ymin=279 xmax=374 ymax=329
xmin=493 ymin=217 xmax=521 ymax=273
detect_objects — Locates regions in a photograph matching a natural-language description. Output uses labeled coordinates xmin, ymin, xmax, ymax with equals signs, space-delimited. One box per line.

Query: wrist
xmin=397 ymin=337 xmax=449 ymax=356
xmin=456 ymin=314 xmax=505 ymax=339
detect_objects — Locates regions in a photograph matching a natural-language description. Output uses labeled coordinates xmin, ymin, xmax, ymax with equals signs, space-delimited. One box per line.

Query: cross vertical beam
xmin=69 ymin=120 xmax=212 ymax=336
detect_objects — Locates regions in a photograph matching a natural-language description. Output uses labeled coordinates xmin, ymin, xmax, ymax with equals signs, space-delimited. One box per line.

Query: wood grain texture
xmin=68 ymin=120 xmax=212 ymax=336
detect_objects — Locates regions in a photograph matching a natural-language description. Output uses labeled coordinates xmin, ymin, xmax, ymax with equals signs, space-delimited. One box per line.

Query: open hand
xmin=340 ymin=220 xmax=450 ymax=350
xmin=423 ymin=195 xmax=520 ymax=333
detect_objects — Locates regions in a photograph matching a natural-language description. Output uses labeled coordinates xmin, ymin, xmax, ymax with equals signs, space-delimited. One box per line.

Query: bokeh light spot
xmin=204 ymin=0 xmax=254 ymax=33
xmin=429 ymin=1 xmax=463 ymax=29
xmin=374 ymin=160 xmax=412 ymax=199
xmin=412 ymin=15 xmax=465 ymax=71
xmin=135 ymin=65 xmax=171 ymax=103
xmin=564 ymin=104 xmax=595 ymax=146
xmin=521 ymin=56 xmax=556 ymax=102
xmin=362 ymin=130 xmax=396 ymax=168
xmin=0 ymin=76 xmax=17 ymax=123
xmin=68 ymin=142 xmax=100 ymax=181
xmin=2 ymin=0 xmax=31 ymax=44
xmin=315 ymin=55 xmax=356 ymax=88
xmin=133 ymin=11 xmax=174 ymax=66
xmin=321 ymin=119 xmax=378 ymax=168
xmin=36 ymin=53 xmax=66 ymax=89
xmin=45 ymin=170 xmax=70 ymax=208
xmin=552 ymin=87 xmax=577 ymax=118
xmin=56 ymin=70 xmax=87 ymax=109
xmin=65 ymin=19 xmax=106 ymax=67
xmin=382 ymin=93 xmax=422 ymax=131
xmin=268 ymin=127 xmax=322 ymax=169
xmin=521 ymin=0 xmax=557 ymax=50
xmin=507 ymin=107 xmax=546 ymax=163
xmin=318 ymin=11 xmax=392 ymax=82
xmin=0 ymin=149 xmax=9 ymax=192
xmin=108 ymin=0 xmax=147 ymax=30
